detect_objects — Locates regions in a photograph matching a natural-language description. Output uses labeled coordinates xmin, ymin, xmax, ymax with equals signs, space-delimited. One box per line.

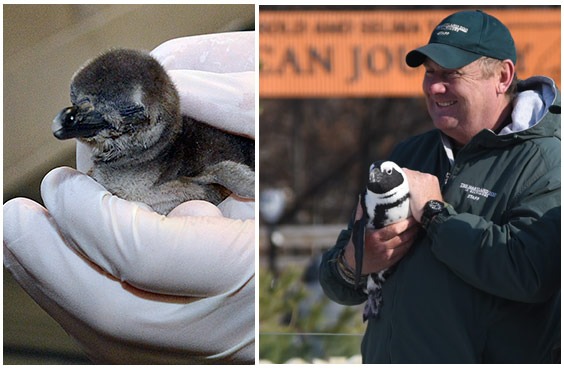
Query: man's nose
xmin=424 ymin=76 xmax=447 ymax=95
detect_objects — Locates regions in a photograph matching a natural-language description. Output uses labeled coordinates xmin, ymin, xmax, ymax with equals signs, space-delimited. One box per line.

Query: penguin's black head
xmin=367 ymin=160 xmax=406 ymax=194
xmin=52 ymin=49 xmax=181 ymax=161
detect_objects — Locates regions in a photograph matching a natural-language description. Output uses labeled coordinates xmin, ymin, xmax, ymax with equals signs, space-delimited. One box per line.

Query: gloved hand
xmin=3 ymin=31 xmax=255 ymax=364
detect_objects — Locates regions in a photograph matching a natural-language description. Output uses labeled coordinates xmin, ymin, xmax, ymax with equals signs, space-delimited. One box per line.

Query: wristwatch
xmin=421 ymin=200 xmax=446 ymax=230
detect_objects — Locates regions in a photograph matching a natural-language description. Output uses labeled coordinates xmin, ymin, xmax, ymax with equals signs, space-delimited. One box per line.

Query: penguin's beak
xmin=369 ymin=167 xmax=383 ymax=183
xmin=52 ymin=106 xmax=110 ymax=140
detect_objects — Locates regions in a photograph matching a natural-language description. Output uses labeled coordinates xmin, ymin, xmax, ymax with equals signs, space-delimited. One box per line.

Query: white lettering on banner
xmin=460 ymin=183 xmax=497 ymax=201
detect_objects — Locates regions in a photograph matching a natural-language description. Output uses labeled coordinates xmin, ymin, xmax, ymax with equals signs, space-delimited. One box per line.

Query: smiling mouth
xmin=436 ymin=101 xmax=456 ymax=107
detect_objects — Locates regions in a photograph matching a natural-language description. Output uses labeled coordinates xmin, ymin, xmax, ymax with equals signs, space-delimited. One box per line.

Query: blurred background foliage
xmin=259 ymin=266 xmax=364 ymax=363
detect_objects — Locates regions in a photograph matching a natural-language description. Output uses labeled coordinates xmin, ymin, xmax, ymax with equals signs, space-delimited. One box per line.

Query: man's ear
xmin=497 ymin=59 xmax=515 ymax=95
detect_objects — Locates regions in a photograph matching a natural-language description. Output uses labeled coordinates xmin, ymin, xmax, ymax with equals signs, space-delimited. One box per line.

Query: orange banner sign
xmin=259 ymin=9 xmax=561 ymax=97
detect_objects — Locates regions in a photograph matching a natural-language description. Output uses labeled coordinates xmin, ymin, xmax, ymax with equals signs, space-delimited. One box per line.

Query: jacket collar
xmin=440 ymin=76 xmax=560 ymax=157
xmin=499 ymin=76 xmax=558 ymax=136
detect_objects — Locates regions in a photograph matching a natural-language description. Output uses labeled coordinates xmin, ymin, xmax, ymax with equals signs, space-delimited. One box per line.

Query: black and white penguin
xmin=52 ymin=49 xmax=254 ymax=215
xmin=353 ymin=160 xmax=410 ymax=321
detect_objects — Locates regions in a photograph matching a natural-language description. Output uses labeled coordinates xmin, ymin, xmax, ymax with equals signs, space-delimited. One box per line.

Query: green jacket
xmin=319 ymin=76 xmax=561 ymax=363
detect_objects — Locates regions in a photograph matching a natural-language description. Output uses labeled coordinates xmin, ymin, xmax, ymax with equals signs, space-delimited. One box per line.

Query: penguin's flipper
xmin=190 ymin=160 xmax=255 ymax=199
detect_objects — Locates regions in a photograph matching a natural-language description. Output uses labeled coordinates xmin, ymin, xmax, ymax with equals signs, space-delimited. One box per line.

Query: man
xmin=319 ymin=10 xmax=560 ymax=363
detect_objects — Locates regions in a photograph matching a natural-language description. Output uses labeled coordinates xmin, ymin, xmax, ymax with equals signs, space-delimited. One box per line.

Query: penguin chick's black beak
xmin=52 ymin=105 xmax=110 ymax=140
xmin=369 ymin=166 xmax=384 ymax=183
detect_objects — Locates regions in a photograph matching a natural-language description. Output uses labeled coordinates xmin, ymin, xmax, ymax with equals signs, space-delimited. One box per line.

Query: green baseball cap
xmin=406 ymin=10 xmax=516 ymax=69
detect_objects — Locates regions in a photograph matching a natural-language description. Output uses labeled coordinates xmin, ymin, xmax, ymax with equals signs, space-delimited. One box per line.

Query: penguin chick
xmin=353 ymin=160 xmax=410 ymax=321
xmin=52 ymin=49 xmax=254 ymax=215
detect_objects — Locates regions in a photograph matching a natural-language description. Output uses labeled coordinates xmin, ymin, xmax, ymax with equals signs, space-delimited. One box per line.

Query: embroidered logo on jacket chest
xmin=459 ymin=183 xmax=497 ymax=201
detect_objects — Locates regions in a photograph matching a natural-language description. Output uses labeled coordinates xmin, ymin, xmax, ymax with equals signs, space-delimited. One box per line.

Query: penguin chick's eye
xmin=63 ymin=107 xmax=77 ymax=124
xmin=119 ymin=105 xmax=145 ymax=117
xmin=119 ymin=105 xmax=146 ymax=129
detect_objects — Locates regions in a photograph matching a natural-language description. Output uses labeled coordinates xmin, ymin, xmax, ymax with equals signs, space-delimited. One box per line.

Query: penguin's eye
xmin=63 ymin=106 xmax=78 ymax=125
xmin=385 ymin=168 xmax=393 ymax=175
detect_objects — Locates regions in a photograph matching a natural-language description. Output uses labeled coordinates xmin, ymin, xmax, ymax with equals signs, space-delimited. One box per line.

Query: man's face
xmin=422 ymin=58 xmax=501 ymax=145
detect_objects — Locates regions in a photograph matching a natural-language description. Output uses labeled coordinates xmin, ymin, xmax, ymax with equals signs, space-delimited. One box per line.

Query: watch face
xmin=428 ymin=200 xmax=443 ymax=211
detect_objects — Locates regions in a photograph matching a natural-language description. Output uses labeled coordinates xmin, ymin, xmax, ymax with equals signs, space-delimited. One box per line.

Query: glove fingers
xmin=217 ymin=196 xmax=255 ymax=220
xmin=3 ymin=197 xmax=254 ymax=364
xmin=150 ymin=31 xmax=255 ymax=73
xmin=41 ymin=167 xmax=255 ymax=297
xmin=3 ymin=197 xmax=123 ymax=329
xmin=168 ymin=197 xmax=255 ymax=221
xmin=168 ymin=70 xmax=255 ymax=138
xmin=4 ymin=197 xmax=93 ymax=291
xmin=151 ymin=31 xmax=255 ymax=139
xmin=168 ymin=200 xmax=224 ymax=217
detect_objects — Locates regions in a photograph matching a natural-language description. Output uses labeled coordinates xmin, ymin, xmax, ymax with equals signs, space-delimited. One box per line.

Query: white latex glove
xmin=3 ymin=31 xmax=256 ymax=364
xmin=151 ymin=31 xmax=255 ymax=139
